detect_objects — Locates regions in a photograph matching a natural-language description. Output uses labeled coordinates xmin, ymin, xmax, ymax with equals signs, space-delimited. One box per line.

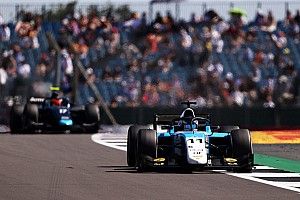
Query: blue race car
xmin=127 ymin=101 xmax=253 ymax=172
xmin=10 ymin=92 xmax=100 ymax=133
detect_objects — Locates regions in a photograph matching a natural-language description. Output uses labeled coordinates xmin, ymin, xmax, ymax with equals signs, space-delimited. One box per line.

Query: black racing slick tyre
xmin=23 ymin=103 xmax=39 ymax=132
xmin=85 ymin=104 xmax=100 ymax=123
xmin=219 ymin=126 xmax=239 ymax=132
xmin=10 ymin=104 xmax=24 ymax=133
xmin=85 ymin=104 xmax=100 ymax=133
xmin=136 ymin=129 xmax=157 ymax=172
xmin=230 ymin=129 xmax=253 ymax=172
xmin=24 ymin=103 xmax=39 ymax=122
xmin=127 ymin=125 xmax=144 ymax=167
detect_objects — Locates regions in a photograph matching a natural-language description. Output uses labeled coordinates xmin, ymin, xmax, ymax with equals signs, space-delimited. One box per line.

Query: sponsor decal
xmin=153 ymin=158 xmax=166 ymax=162
xmin=29 ymin=97 xmax=45 ymax=103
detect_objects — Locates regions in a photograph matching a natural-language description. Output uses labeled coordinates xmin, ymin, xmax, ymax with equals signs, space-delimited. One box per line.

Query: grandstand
xmin=1 ymin=0 xmax=300 ymax=111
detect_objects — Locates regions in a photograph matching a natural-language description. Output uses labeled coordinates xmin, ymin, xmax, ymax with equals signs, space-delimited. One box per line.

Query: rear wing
xmin=153 ymin=114 xmax=211 ymax=130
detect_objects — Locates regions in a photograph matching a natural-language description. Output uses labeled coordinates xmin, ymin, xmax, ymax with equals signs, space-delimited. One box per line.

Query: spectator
xmin=263 ymin=94 xmax=275 ymax=108
xmin=1 ymin=7 xmax=300 ymax=109
xmin=261 ymin=11 xmax=277 ymax=32
xmin=17 ymin=61 xmax=31 ymax=78
xmin=271 ymin=31 xmax=287 ymax=49
xmin=0 ymin=22 xmax=10 ymax=42
xmin=254 ymin=9 xmax=265 ymax=26
xmin=124 ymin=12 xmax=142 ymax=30
xmin=295 ymin=10 xmax=300 ymax=24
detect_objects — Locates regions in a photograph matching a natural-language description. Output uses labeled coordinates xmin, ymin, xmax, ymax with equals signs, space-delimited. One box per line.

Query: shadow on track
xmin=98 ymin=165 xmax=223 ymax=174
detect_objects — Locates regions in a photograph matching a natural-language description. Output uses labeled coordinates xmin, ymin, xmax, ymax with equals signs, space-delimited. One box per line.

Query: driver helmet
xmin=51 ymin=92 xmax=59 ymax=99
xmin=180 ymin=108 xmax=195 ymax=118
xmin=179 ymin=108 xmax=197 ymax=130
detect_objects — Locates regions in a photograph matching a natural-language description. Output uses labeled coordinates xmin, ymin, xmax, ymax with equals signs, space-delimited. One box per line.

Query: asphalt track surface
xmin=0 ymin=134 xmax=299 ymax=200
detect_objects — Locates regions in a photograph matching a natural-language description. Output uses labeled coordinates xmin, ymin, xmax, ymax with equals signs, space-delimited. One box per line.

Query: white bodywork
xmin=185 ymin=137 xmax=207 ymax=164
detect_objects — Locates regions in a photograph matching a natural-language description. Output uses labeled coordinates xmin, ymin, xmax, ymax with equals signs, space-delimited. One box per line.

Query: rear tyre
xmin=85 ymin=104 xmax=100 ymax=133
xmin=136 ymin=129 xmax=157 ymax=172
xmin=10 ymin=104 xmax=24 ymax=133
xmin=219 ymin=126 xmax=239 ymax=132
xmin=127 ymin=125 xmax=145 ymax=167
xmin=23 ymin=103 xmax=39 ymax=132
xmin=230 ymin=129 xmax=253 ymax=172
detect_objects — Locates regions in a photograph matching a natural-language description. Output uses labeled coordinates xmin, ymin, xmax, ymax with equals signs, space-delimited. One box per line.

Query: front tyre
xmin=230 ymin=129 xmax=253 ymax=172
xmin=127 ymin=125 xmax=145 ymax=167
xmin=136 ymin=129 xmax=157 ymax=172
xmin=84 ymin=104 xmax=100 ymax=133
xmin=10 ymin=104 xmax=24 ymax=133
xmin=23 ymin=103 xmax=39 ymax=133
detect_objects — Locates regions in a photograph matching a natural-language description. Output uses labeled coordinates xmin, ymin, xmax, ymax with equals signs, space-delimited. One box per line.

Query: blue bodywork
xmin=38 ymin=98 xmax=74 ymax=130
xmin=157 ymin=126 xmax=230 ymax=140
xmin=59 ymin=119 xmax=73 ymax=126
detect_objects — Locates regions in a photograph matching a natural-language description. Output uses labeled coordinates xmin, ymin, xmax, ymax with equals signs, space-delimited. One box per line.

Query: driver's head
xmin=180 ymin=108 xmax=195 ymax=118
xmin=51 ymin=92 xmax=59 ymax=99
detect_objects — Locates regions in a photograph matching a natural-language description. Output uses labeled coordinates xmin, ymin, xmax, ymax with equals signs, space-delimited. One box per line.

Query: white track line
xmin=249 ymin=173 xmax=300 ymax=178
xmin=99 ymin=139 xmax=127 ymax=143
xmin=228 ymin=173 xmax=300 ymax=193
xmin=279 ymin=182 xmax=300 ymax=188
xmin=254 ymin=166 xmax=277 ymax=170
xmin=91 ymin=134 xmax=127 ymax=151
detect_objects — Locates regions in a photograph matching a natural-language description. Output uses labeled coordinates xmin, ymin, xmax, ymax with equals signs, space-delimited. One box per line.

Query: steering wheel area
xmin=172 ymin=117 xmax=210 ymax=131
xmin=191 ymin=117 xmax=210 ymax=131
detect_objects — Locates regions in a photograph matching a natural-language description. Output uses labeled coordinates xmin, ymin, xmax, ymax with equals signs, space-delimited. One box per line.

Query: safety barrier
xmin=100 ymin=106 xmax=300 ymax=129
xmin=2 ymin=104 xmax=300 ymax=128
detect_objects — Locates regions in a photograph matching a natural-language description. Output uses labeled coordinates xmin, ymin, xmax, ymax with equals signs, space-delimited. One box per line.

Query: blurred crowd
xmin=1 ymin=7 xmax=300 ymax=108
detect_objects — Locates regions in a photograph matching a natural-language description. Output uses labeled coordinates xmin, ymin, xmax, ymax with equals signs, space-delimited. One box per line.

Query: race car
xmin=127 ymin=101 xmax=253 ymax=172
xmin=9 ymin=92 xmax=100 ymax=133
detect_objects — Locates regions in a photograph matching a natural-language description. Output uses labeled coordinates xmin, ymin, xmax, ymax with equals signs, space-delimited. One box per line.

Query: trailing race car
xmin=9 ymin=92 xmax=100 ymax=133
xmin=127 ymin=101 xmax=253 ymax=172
